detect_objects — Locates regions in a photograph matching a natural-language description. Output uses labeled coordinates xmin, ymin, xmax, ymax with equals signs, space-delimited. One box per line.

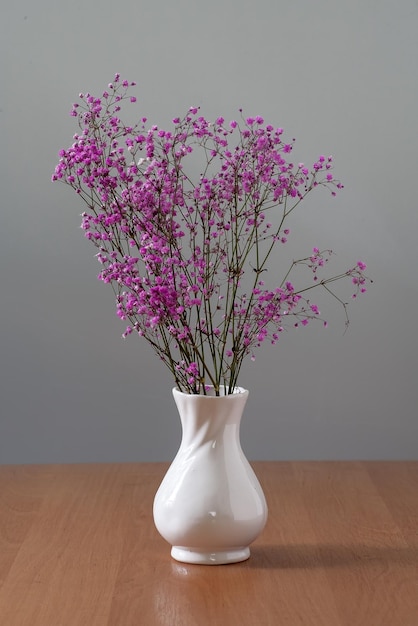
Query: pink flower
xmin=52 ymin=77 xmax=369 ymax=394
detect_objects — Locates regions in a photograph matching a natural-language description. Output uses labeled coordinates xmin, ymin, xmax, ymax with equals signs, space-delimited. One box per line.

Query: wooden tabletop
xmin=0 ymin=462 xmax=417 ymax=625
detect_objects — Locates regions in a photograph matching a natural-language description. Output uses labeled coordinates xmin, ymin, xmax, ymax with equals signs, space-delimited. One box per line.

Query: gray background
xmin=1 ymin=0 xmax=417 ymax=464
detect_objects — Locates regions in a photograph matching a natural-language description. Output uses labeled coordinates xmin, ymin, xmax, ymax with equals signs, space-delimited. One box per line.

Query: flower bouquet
xmin=53 ymin=74 xmax=369 ymax=395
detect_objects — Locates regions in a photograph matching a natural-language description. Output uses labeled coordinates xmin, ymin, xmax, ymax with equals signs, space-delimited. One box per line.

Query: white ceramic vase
xmin=153 ymin=386 xmax=268 ymax=565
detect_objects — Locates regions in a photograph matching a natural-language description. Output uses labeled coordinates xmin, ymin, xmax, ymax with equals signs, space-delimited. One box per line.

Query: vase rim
xmin=173 ymin=385 xmax=248 ymax=398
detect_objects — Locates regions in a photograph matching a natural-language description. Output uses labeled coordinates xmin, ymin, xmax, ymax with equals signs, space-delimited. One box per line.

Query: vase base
xmin=171 ymin=546 xmax=250 ymax=565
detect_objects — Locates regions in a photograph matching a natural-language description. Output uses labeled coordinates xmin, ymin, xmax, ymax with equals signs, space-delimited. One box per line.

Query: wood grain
xmin=0 ymin=462 xmax=417 ymax=625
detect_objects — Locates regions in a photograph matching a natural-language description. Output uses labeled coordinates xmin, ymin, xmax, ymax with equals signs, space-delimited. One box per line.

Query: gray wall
xmin=1 ymin=0 xmax=417 ymax=463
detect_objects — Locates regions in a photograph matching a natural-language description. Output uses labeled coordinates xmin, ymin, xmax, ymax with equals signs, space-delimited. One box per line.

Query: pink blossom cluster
xmin=53 ymin=75 xmax=369 ymax=394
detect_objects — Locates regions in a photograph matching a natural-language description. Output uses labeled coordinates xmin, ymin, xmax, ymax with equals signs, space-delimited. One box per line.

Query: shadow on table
xmin=246 ymin=543 xmax=418 ymax=570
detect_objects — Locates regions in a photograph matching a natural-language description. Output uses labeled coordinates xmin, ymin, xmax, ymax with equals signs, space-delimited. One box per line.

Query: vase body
xmin=153 ymin=386 xmax=268 ymax=565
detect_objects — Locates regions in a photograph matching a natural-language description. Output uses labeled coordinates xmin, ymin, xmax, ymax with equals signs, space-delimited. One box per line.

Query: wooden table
xmin=0 ymin=462 xmax=417 ymax=625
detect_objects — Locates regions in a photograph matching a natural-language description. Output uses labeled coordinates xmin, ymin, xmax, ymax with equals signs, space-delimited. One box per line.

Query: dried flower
xmin=53 ymin=76 xmax=370 ymax=395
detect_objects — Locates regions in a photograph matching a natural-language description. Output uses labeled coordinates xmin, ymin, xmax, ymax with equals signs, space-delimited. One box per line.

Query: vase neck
xmin=172 ymin=389 xmax=249 ymax=449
